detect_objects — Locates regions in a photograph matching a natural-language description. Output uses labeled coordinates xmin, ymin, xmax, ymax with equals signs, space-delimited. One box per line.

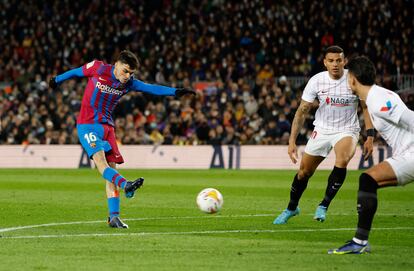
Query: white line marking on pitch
xmin=2 ymin=227 xmax=414 ymax=240
xmin=0 ymin=214 xmax=272 ymax=233
xmin=0 ymin=213 xmax=412 ymax=234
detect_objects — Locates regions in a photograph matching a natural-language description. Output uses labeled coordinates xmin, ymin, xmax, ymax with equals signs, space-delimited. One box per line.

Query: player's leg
xmin=93 ymin=150 xmax=127 ymax=188
xmin=353 ymin=162 xmax=397 ymax=244
xmin=102 ymin=125 xmax=144 ymax=198
xmin=328 ymin=161 xmax=397 ymax=254
xmin=105 ymin=162 xmax=129 ymax=228
xmin=290 ymin=153 xmax=325 ymax=210
xmin=77 ymin=124 xmax=127 ymax=187
xmin=316 ymin=135 xmax=357 ymax=221
xmin=78 ymin=124 xmax=144 ymax=196
xmin=93 ymin=150 xmax=144 ymax=197
xmin=273 ymin=153 xmax=325 ymax=224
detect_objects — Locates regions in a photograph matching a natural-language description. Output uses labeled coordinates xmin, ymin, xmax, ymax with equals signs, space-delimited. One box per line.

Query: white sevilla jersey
xmin=302 ymin=70 xmax=360 ymax=133
xmin=366 ymin=85 xmax=414 ymax=156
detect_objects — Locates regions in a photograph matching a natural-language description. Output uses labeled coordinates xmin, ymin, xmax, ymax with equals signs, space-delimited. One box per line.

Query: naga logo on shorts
xmin=90 ymin=142 xmax=96 ymax=148
xmin=96 ymin=81 xmax=123 ymax=96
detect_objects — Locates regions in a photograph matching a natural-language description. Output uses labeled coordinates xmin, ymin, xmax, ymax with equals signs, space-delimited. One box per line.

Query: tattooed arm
xmin=288 ymin=100 xmax=313 ymax=163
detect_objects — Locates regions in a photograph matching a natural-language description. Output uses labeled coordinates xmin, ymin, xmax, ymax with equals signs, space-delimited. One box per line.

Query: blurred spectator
xmin=0 ymin=0 xmax=413 ymax=145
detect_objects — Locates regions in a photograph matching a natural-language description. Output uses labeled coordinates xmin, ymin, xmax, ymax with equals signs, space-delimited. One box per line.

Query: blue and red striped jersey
xmin=56 ymin=60 xmax=176 ymax=126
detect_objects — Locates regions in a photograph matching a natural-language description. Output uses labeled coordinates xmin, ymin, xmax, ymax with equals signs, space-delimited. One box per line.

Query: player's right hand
xmin=175 ymin=88 xmax=196 ymax=97
xmin=288 ymin=142 xmax=298 ymax=164
xmin=49 ymin=76 xmax=58 ymax=89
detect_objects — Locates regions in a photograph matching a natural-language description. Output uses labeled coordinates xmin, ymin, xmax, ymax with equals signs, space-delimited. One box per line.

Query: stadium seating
xmin=0 ymin=0 xmax=413 ymax=145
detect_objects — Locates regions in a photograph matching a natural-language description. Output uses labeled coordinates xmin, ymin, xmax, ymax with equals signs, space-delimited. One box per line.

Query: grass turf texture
xmin=1 ymin=169 xmax=414 ymax=271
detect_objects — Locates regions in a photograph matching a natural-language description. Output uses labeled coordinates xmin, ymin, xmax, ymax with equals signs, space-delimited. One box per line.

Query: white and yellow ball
xmin=196 ymin=188 xmax=224 ymax=214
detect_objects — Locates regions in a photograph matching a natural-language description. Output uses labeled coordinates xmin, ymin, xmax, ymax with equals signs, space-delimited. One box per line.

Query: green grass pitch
xmin=1 ymin=169 xmax=414 ymax=270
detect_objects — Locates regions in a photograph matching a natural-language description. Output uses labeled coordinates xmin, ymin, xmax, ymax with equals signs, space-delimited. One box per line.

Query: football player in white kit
xmin=273 ymin=46 xmax=374 ymax=224
xmin=329 ymin=56 xmax=414 ymax=254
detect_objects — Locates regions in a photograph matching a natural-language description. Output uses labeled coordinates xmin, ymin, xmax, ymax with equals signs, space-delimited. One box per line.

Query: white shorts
xmin=304 ymin=130 xmax=359 ymax=157
xmin=385 ymin=152 xmax=414 ymax=186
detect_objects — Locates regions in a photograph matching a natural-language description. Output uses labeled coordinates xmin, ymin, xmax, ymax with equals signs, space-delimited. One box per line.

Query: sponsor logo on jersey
xmin=90 ymin=142 xmax=96 ymax=148
xmin=96 ymin=81 xmax=123 ymax=96
xmin=326 ymin=96 xmax=354 ymax=107
xmin=380 ymin=100 xmax=392 ymax=112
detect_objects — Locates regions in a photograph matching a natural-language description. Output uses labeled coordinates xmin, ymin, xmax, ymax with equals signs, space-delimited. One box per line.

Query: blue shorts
xmin=77 ymin=124 xmax=124 ymax=163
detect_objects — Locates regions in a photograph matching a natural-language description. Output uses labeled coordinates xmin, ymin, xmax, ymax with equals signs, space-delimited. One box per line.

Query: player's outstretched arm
xmin=288 ymin=100 xmax=312 ymax=164
xmin=49 ymin=67 xmax=85 ymax=89
xmin=131 ymin=79 xmax=195 ymax=97
xmin=360 ymin=100 xmax=374 ymax=160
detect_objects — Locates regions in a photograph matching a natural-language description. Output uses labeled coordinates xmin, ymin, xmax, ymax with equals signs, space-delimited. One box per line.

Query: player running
xmin=329 ymin=56 xmax=414 ymax=254
xmin=273 ymin=46 xmax=374 ymax=224
xmin=49 ymin=50 xmax=195 ymax=228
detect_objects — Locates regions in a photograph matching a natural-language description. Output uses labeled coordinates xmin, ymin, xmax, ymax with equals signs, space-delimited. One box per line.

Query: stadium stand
xmin=0 ymin=0 xmax=413 ymax=145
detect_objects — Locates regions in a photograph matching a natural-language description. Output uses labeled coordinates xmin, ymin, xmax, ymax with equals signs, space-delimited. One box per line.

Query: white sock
xmin=352 ymin=237 xmax=368 ymax=245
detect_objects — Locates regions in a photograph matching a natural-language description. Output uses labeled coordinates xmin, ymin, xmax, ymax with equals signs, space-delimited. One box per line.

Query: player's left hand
xmin=175 ymin=88 xmax=196 ymax=97
xmin=363 ymin=137 xmax=374 ymax=160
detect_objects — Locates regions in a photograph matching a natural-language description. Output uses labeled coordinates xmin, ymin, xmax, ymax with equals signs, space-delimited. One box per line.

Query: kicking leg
xmin=273 ymin=153 xmax=324 ymax=224
xmin=94 ymin=150 xmax=127 ymax=188
xmin=93 ymin=150 xmax=144 ymax=197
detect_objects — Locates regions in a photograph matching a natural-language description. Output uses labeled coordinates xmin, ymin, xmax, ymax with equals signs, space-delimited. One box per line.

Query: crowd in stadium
xmin=1 ymin=0 xmax=413 ymax=145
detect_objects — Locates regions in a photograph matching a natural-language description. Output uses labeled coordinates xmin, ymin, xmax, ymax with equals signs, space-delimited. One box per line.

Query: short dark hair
xmin=117 ymin=50 xmax=140 ymax=70
xmin=323 ymin=45 xmax=344 ymax=57
xmin=347 ymin=56 xmax=376 ymax=86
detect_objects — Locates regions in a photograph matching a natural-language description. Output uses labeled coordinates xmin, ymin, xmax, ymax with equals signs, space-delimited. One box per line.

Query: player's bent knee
xmin=359 ymin=173 xmax=379 ymax=193
xmin=298 ymin=169 xmax=314 ymax=180
xmin=335 ymin=160 xmax=349 ymax=168
xmin=335 ymin=155 xmax=353 ymax=167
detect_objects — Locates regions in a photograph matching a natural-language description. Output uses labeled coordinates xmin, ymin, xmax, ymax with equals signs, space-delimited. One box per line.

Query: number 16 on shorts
xmin=84 ymin=132 xmax=97 ymax=146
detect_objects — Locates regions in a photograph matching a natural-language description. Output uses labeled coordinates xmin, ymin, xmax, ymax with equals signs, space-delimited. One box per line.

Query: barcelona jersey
xmin=56 ymin=60 xmax=176 ymax=127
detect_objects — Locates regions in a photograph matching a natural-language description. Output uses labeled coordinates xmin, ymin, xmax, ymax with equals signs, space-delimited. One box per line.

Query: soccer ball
xmin=196 ymin=188 xmax=224 ymax=214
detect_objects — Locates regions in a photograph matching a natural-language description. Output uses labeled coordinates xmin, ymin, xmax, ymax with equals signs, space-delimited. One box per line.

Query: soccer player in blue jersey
xmin=49 ymin=50 xmax=195 ymax=228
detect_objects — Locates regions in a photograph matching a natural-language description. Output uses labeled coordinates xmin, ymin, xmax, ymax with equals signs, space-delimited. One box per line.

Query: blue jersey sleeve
xmin=130 ymin=79 xmax=176 ymax=96
xmin=55 ymin=67 xmax=85 ymax=84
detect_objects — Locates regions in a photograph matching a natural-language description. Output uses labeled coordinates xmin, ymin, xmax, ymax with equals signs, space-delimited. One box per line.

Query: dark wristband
xmin=367 ymin=129 xmax=375 ymax=137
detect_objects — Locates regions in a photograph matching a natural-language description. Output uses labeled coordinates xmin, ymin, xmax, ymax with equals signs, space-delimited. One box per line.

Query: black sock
xmin=287 ymin=174 xmax=309 ymax=211
xmin=320 ymin=166 xmax=347 ymax=208
xmin=355 ymin=173 xmax=379 ymax=241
